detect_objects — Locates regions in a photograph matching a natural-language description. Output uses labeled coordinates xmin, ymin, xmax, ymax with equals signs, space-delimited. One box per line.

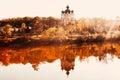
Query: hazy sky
xmin=0 ymin=0 xmax=120 ymax=19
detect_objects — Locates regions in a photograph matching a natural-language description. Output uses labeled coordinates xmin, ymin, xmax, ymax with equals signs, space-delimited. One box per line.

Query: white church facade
xmin=61 ymin=5 xmax=76 ymax=26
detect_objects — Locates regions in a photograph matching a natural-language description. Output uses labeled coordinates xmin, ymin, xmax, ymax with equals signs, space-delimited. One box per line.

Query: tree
xmin=3 ymin=24 xmax=13 ymax=38
xmin=21 ymin=23 xmax=26 ymax=29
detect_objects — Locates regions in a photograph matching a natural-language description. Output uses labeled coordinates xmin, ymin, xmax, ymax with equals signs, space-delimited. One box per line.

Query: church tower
xmin=61 ymin=5 xmax=75 ymax=26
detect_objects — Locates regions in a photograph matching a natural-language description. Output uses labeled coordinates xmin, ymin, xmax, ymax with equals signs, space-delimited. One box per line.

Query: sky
xmin=0 ymin=0 xmax=120 ymax=19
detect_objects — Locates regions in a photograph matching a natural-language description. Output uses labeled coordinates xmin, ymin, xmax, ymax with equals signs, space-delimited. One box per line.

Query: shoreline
xmin=0 ymin=37 xmax=120 ymax=48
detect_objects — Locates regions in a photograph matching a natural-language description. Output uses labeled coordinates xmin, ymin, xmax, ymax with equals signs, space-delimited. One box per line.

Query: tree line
xmin=0 ymin=16 xmax=60 ymax=33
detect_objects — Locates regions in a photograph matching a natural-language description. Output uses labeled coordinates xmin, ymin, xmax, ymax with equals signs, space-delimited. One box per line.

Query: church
xmin=61 ymin=5 xmax=75 ymax=26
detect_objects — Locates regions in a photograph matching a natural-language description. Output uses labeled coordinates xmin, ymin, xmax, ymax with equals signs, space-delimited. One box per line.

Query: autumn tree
xmin=2 ymin=24 xmax=13 ymax=38
xmin=21 ymin=23 xmax=26 ymax=29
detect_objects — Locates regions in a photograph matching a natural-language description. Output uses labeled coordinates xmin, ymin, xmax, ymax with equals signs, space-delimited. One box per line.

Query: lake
xmin=0 ymin=42 xmax=120 ymax=80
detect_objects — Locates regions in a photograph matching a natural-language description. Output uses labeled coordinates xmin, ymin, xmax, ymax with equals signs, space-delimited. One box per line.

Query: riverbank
xmin=0 ymin=36 xmax=120 ymax=48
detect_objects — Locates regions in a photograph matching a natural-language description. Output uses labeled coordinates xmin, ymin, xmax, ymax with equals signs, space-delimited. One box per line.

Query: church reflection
xmin=61 ymin=45 xmax=76 ymax=75
xmin=0 ymin=43 xmax=120 ymax=75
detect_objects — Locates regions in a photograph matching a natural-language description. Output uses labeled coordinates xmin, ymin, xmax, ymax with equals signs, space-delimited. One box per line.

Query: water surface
xmin=0 ymin=43 xmax=120 ymax=80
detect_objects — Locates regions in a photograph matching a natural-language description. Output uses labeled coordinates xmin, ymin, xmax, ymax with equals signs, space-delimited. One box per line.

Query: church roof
xmin=61 ymin=5 xmax=74 ymax=14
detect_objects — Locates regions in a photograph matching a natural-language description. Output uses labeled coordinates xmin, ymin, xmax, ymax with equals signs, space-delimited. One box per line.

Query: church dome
xmin=61 ymin=11 xmax=65 ymax=13
xmin=61 ymin=5 xmax=74 ymax=14
xmin=65 ymin=9 xmax=71 ymax=13
xmin=65 ymin=5 xmax=71 ymax=13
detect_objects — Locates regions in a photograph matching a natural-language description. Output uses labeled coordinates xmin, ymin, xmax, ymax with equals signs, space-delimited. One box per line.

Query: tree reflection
xmin=32 ymin=63 xmax=39 ymax=71
xmin=0 ymin=43 xmax=120 ymax=75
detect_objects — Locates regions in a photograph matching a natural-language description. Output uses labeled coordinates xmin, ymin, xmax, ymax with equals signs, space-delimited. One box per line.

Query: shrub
xmin=41 ymin=27 xmax=68 ymax=42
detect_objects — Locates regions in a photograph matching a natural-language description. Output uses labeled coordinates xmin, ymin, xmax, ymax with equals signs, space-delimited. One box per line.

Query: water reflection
xmin=0 ymin=42 xmax=120 ymax=75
